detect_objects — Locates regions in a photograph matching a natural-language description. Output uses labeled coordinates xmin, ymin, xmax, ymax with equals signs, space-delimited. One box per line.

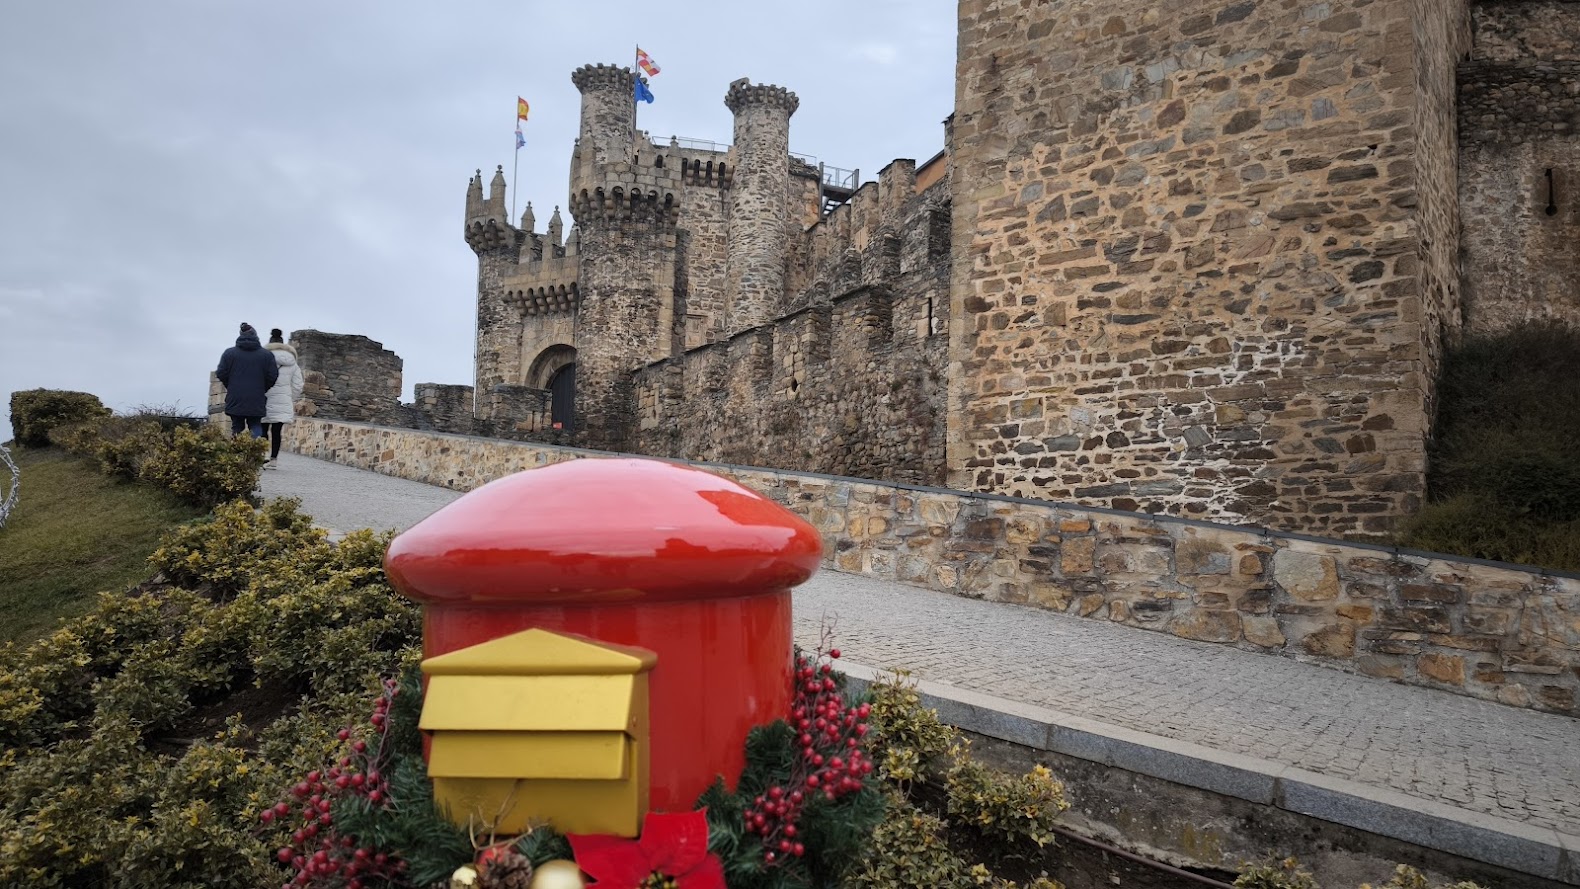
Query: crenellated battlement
xmin=569 ymin=186 xmax=679 ymax=227
xmin=506 ymin=283 xmax=579 ymax=318
xmin=679 ymin=156 xmax=732 ymax=188
xmin=723 ymin=79 xmax=799 ymax=115
xmin=570 ymin=63 xmax=635 ymax=93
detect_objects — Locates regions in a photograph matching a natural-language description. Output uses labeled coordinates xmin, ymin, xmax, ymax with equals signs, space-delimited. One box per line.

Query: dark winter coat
xmin=216 ymin=332 xmax=280 ymax=417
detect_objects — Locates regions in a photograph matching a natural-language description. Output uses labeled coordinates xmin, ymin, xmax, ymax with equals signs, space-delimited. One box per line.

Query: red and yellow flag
xmin=636 ymin=48 xmax=660 ymax=77
xmin=517 ymin=97 xmax=530 ymax=121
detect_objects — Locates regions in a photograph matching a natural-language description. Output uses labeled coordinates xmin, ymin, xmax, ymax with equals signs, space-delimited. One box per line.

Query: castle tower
xmin=570 ymin=64 xmax=638 ymax=193
xmin=569 ymin=187 xmax=679 ymax=451
xmin=466 ymin=166 xmax=524 ymax=401
xmin=563 ymin=63 xmax=680 ymax=451
xmin=724 ymin=79 xmax=798 ymax=335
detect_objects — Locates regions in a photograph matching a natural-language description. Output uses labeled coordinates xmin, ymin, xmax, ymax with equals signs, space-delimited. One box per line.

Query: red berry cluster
xmin=262 ymin=678 xmax=407 ymax=888
xmin=743 ymin=644 xmax=873 ymax=866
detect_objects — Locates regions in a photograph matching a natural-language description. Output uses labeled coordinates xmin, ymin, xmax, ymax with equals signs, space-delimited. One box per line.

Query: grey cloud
xmin=1 ymin=0 xmax=954 ymax=436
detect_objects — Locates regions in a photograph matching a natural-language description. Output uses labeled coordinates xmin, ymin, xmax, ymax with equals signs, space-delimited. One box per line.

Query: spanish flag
xmin=517 ymin=97 xmax=530 ymax=121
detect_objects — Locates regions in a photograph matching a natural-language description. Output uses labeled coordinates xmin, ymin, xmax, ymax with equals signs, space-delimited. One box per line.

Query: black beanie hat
xmin=269 ymin=328 xmax=284 ymax=343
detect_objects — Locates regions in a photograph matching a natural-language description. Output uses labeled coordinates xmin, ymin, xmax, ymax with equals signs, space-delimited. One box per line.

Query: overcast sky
xmin=1 ymin=1 xmax=957 ymax=436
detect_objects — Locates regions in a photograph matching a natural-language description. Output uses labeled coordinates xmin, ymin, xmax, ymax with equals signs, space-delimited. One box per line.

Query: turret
xmin=465 ymin=166 xmax=516 ymax=255
xmin=468 ymin=165 xmax=523 ymax=407
xmin=520 ymin=201 xmax=536 ymax=233
xmin=565 ymin=225 xmax=579 ymax=256
xmin=724 ymin=78 xmax=799 ymax=335
xmin=570 ymin=64 xmax=638 ymax=191
xmin=548 ymin=206 xmax=564 ymax=253
xmin=487 ymin=165 xmax=508 ymax=218
xmin=465 ymin=170 xmax=484 ymax=225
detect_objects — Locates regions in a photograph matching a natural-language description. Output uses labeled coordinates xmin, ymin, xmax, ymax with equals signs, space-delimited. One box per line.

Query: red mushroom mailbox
xmin=383 ymin=457 xmax=822 ymax=813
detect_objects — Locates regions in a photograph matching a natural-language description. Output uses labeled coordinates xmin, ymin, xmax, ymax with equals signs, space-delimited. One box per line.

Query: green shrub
xmin=9 ymin=389 xmax=111 ymax=448
xmin=124 ymin=402 xmax=206 ymax=434
xmin=42 ymin=410 xmax=260 ymax=510
xmin=1402 ymin=321 xmax=1580 ymax=569
xmin=95 ymin=419 xmax=168 ymax=480
xmin=0 ymin=497 xmax=418 ymax=886
xmin=866 ymin=672 xmax=960 ymax=786
xmin=140 ymin=423 xmax=265 ymax=509
xmin=851 ymin=797 xmax=986 ymax=889
xmin=45 ymin=420 xmax=103 ymax=456
xmin=945 ymin=757 xmax=1069 ymax=849
xmin=1399 ymin=493 xmax=1580 ymax=569
xmin=149 ymin=498 xmax=328 ymax=596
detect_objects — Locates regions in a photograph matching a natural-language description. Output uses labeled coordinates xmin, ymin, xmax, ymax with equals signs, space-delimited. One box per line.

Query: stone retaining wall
xmin=286 ymin=417 xmax=1580 ymax=717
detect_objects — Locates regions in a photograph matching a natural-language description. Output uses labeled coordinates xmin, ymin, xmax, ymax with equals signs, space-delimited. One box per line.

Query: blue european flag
xmin=634 ymin=78 xmax=655 ymax=104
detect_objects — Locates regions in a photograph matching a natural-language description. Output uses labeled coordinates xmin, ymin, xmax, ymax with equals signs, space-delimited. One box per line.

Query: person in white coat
xmin=262 ymin=329 xmax=305 ymax=467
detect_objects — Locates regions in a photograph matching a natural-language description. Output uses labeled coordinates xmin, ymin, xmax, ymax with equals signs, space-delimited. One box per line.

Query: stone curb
xmin=836 ymin=661 xmax=1579 ymax=885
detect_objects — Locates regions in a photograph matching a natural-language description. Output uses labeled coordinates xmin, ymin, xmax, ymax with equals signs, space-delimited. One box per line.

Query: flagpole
xmin=625 ymin=44 xmax=632 ymax=161
xmin=511 ymin=121 xmax=521 ymax=224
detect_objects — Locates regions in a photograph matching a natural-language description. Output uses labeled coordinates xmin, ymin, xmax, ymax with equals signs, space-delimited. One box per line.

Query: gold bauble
xmin=528 ymin=859 xmax=586 ymax=889
xmin=450 ymin=864 xmax=480 ymax=888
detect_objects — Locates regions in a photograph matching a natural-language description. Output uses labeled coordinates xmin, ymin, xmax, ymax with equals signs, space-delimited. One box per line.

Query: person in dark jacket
xmin=215 ymin=322 xmax=279 ymax=438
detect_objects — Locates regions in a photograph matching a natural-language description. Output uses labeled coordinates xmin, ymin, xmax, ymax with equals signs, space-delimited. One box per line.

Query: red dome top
xmin=384 ymin=458 xmax=823 ymax=606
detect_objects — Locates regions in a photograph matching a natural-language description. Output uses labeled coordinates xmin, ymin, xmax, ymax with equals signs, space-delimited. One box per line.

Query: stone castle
xmin=280 ymin=0 xmax=1580 ymax=539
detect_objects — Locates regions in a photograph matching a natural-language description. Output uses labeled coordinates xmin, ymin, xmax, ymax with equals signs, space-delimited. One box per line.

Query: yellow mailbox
xmin=419 ymin=628 xmax=657 ymax=837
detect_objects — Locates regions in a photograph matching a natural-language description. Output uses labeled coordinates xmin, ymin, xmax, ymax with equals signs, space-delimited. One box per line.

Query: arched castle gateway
xmin=280 ymin=1 xmax=1580 ymax=538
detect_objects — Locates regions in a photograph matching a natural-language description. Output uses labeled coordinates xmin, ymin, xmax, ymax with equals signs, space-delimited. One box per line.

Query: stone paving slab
xmin=258 ymin=452 xmax=1580 ymax=873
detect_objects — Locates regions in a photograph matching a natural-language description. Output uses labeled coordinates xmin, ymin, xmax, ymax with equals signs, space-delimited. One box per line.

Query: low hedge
xmin=49 ymin=413 xmax=264 ymax=509
xmin=8 ymin=389 xmax=111 ymax=448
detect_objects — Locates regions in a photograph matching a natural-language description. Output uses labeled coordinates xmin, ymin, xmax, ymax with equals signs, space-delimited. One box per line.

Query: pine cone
xmin=477 ymin=847 xmax=535 ymax=889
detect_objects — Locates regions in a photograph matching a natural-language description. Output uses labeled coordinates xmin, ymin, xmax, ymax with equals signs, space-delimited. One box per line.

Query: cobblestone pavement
xmin=260 ymin=452 xmax=1580 ymax=837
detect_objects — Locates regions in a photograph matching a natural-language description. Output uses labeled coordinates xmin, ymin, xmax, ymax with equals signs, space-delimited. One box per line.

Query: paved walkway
xmin=259 ymin=453 xmax=1580 ymax=855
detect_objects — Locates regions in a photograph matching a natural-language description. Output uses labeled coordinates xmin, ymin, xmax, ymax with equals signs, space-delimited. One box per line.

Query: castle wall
xmin=1459 ymin=0 xmax=1580 ymax=331
xmin=291 ymin=330 xmax=405 ymax=424
xmin=668 ymin=144 xmax=733 ymax=349
xmin=630 ymin=170 xmax=952 ymax=485
xmin=948 ymin=0 xmax=1452 ymax=537
xmin=1412 ymin=0 xmax=1473 ymax=384
xmin=412 ymin=383 xmax=476 ymax=434
xmin=287 ymin=416 xmax=1580 ymax=720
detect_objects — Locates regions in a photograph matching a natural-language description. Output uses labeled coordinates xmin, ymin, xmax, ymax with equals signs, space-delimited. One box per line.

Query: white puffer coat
xmin=263 ymin=343 xmax=305 ymax=424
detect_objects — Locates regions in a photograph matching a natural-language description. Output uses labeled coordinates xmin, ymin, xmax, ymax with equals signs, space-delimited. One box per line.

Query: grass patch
xmin=0 ymin=446 xmax=205 ymax=644
xmin=1399 ymin=321 xmax=1580 ymax=571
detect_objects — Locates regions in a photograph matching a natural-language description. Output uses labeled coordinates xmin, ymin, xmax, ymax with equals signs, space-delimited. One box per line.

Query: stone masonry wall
xmin=948 ymin=0 xmax=1445 ymax=537
xmin=1411 ymin=0 xmax=1472 ymax=386
xmin=629 ymin=169 xmax=952 ymax=485
xmin=291 ymin=330 xmax=404 ymax=424
xmin=1458 ymin=0 xmax=1580 ymax=331
xmin=285 ymin=417 xmax=1580 ymax=718
xmin=670 ymin=143 xmax=733 ymax=349
xmin=1472 ymin=0 xmax=1580 ymax=63
xmin=632 ymin=291 xmax=949 ymax=486
xmin=411 ymin=383 xmax=475 ymax=434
